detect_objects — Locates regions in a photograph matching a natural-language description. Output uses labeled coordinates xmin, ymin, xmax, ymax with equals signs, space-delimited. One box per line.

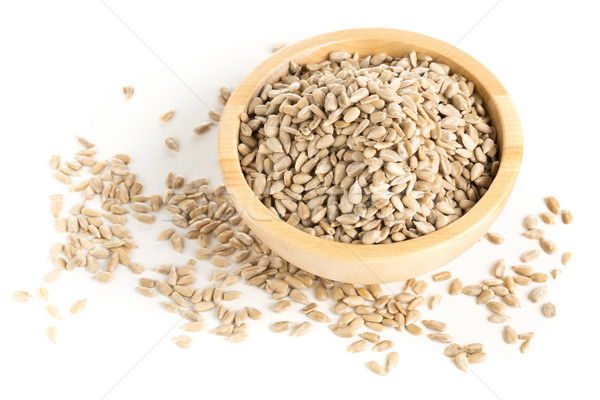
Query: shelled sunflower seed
xmin=486 ymin=232 xmax=504 ymax=244
xmin=70 ymin=299 xmax=87 ymax=315
xmin=239 ymin=51 xmax=499 ymax=245
xmin=12 ymin=291 xmax=33 ymax=302
xmin=47 ymin=326 xmax=58 ymax=344
xmin=123 ymin=86 xmax=134 ymax=99
xmin=366 ymin=360 xmax=387 ymax=376
xmin=160 ymin=110 xmax=175 ymax=122
xmin=165 ymin=137 xmax=179 ymax=152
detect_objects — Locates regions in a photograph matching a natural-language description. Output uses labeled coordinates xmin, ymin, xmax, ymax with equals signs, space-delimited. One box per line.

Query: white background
xmin=1 ymin=1 xmax=598 ymax=399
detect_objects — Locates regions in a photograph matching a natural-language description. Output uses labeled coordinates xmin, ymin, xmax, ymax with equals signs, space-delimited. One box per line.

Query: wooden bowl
xmin=218 ymin=28 xmax=522 ymax=284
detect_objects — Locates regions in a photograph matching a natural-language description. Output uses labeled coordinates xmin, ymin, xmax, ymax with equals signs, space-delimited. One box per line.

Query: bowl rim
xmin=218 ymin=28 xmax=522 ymax=279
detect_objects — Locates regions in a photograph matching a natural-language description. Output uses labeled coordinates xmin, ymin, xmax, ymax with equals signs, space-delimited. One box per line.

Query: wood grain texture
xmin=218 ymin=28 xmax=522 ymax=284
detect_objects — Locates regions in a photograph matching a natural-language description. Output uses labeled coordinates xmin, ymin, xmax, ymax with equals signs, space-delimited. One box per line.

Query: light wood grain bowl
xmin=218 ymin=28 xmax=522 ymax=284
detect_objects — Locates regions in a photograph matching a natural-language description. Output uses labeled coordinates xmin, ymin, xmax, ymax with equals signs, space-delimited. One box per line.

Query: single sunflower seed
xmin=193 ymin=121 xmax=213 ymax=135
xmin=12 ymin=291 xmax=33 ymax=302
xmin=373 ymin=340 xmax=394 ymax=352
xmin=520 ymin=339 xmax=531 ymax=354
xmin=46 ymin=304 xmax=62 ymax=320
xmin=422 ymin=320 xmax=447 ymax=332
xmin=432 ymin=271 xmax=451 ymax=281
xmin=290 ymin=321 xmax=312 ymax=337
xmin=503 ymin=325 xmax=517 ymax=344
xmin=366 ymin=361 xmax=386 ymax=376
xmin=528 ymin=286 xmax=548 ymax=303
xmin=542 ymin=302 xmax=556 ymax=318
xmin=561 ymin=209 xmax=573 ymax=224
xmin=122 ymin=86 xmax=134 ymax=99
xmin=385 ymin=351 xmax=399 ymax=373
xmin=520 ymin=250 xmax=541 ymax=263
xmin=486 ymin=232 xmax=504 ymax=244
xmin=160 ymin=110 xmax=175 ymax=122
xmin=172 ymin=335 xmax=192 ymax=348
xmin=449 ymin=278 xmax=462 ymax=295
xmin=348 ymin=339 xmax=368 ymax=353
xmin=70 ymin=299 xmax=87 ymax=315
xmin=545 ymin=196 xmax=560 ymax=214
xmin=165 ymin=137 xmax=178 ymax=152
xmin=428 ymin=333 xmax=453 ymax=343
xmin=539 ymin=237 xmax=557 ymax=254
xmin=453 ymin=352 xmax=469 ymax=372
xmin=47 ymin=326 xmax=58 ymax=344
xmin=180 ymin=321 xmax=206 ymax=332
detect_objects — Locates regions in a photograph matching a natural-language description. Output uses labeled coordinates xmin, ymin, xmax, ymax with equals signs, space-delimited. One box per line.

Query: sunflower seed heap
xmin=32 ymin=125 xmax=571 ymax=373
xmin=154 ymin=172 xmax=474 ymax=367
xmin=46 ymin=138 xmax=158 ymax=286
xmin=441 ymin=196 xmax=572 ymax=362
xmin=239 ymin=51 xmax=499 ymax=244
xmin=41 ymin=139 xmax=481 ymax=373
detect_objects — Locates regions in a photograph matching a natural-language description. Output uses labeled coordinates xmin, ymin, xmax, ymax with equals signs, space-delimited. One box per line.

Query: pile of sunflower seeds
xmin=6 ymin=132 xmax=562 ymax=374
xmin=27 ymin=135 xmax=572 ymax=375
xmin=238 ymin=51 xmax=499 ymax=244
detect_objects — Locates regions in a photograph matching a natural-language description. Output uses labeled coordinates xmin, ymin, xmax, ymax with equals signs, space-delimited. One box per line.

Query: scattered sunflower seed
xmin=38 ymin=287 xmax=49 ymax=301
xmin=561 ymin=209 xmax=573 ymax=224
xmin=492 ymin=259 xmax=505 ymax=278
xmin=165 ymin=137 xmax=178 ymax=152
xmin=539 ymin=212 xmax=556 ymax=225
xmin=290 ymin=321 xmax=312 ymax=337
xmin=486 ymin=232 xmax=504 ymax=244
xmin=520 ymin=339 xmax=531 ymax=354
xmin=366 ymin=361 xmax=387 ymax=376
xmin=432 ymin=271 xmax=451 ymax=281
xmin=429 ymin=294 xmax=442 ymax=309
xmin=422 ymin=320 xmax=447 ymax=332
xmin=180 ymin=321 xmax=206 ymax=332
xmin=503 ymin=325 xmax=518 ymax=344
xmin=385 ymin=351 xmax=399 ymax=373
xmin=444 ymin=343 xmax=460 ymax=357
xmin=449 ymin=279 xmax=462 ymax=295
xmin=489 ymin=314 xmax=511 ymax=323
xmin=520 ymin=250 xmax=541 ymax=263
xmin=373 ymin=340 xmax=394 ymax=352
xmin=70 ymin=299 xmax=87 ymax=315
xmin=172 ymin=335 xmax=192 ymax=349
xmin=193 ymin=121 xmax=213 ymax=135
xmin=545 ymin=196 xmax=560 ymax=214
xmin=528 ymin=286 xmax=548 ymax=303
xmin=523 ymin=214 xmax=537 ymax=230
xmin=542 ymin=302 xmax=556 ymax=318
xmin=428 ymin=333 xmax=453 ymax=343
xmin=12 ymin=291 xmax=33 ymax=302
xmin=453 ymin=352 xmax=469 ymax=372
xmin=348 ymin=339 xmax=368 ymax=353
xmin=468 ymin=352 xmax=488 ymax=363
xmin=46 ymin=304 xmax=62 ymax=320
xmin=47 ymin=326 xmax=58 ymax=344
xmin=122 ymin=86 xmax=134 ymax=99
xmin=160 ymin=110 xmax=175 ymax=122
xmin=539 ymin=237 xmax=557 ymax=254
xmin=208 ymin=110 xmax=221 ymax=122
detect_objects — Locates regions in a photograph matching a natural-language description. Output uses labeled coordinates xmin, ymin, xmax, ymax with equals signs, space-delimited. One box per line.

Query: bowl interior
xmin=218 ymin=28 xmax=522 ymax=283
